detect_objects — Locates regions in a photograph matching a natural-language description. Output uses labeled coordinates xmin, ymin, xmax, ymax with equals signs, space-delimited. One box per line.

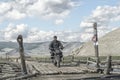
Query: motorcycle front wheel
xmin=56 ymin=55 xmax=61 ymax=68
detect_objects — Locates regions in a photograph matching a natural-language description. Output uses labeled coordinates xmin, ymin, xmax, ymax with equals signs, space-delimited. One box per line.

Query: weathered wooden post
xmin=87 ymin=57 xmax=90 ymax=65
xmin=5 ymin=53 xmax=7 ymax=60
xmin=17 ymin=35 xmax=27 ymax=74
xmin=92 ymin=22 xmax=100 ymax=68
xmin=0 ymin=66 xmax=2 ymax=73
xmin=71 ymin=55 xmax=74 ymax=62
xmin=104 ymin=55 xmax=112 ymax=74
xmin=5 ymin=53 xmax=8 ymax=60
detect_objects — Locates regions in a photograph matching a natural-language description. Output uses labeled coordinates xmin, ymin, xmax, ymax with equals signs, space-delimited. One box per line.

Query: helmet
xmin=53 ymin=36 xmax=57 ymax=38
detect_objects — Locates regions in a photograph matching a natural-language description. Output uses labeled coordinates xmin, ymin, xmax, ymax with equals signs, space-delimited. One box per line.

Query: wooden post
xmin=0 ymin=66 xmax=2 ymax=73
xmin=5 ymin=53 xmax=7 ymax=60
xmin=5 ymin=53 xmax=8 ymax=60
xmin=17 ymin=35 xmax=27 ymax=74
xmin=71 ymin=55 xmax=74 ymax=62
xmin=87 ymin=57 xmax=90 ymax=65
xmin=93 ymin=22 xmax=100 ymax=68
xmin=105 ymin=55 xmax=112 ymax=74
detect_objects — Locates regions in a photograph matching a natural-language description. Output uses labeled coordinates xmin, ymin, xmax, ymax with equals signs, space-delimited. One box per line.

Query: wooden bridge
xmin=27 ymin=61 xmax=89 ymax=75
xmin=0 ymin=59 xmax=99 ymax=80
xmin=0 ymin=56 xmax=120 ymax=80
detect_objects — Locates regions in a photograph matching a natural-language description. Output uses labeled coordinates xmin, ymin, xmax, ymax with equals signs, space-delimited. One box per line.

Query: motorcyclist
xmin=49 ymin=36 xmax=64 ymax=62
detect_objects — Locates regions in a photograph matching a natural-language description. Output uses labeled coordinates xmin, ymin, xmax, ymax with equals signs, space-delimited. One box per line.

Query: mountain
xmin=0 ymin=41 xmax=83 ymax=57
xmin=72 ymin=28 xmax=120 ymax=56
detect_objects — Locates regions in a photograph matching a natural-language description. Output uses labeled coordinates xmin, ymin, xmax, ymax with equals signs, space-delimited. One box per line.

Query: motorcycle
xmin=52 ymin=48 xmax=63 ymax=68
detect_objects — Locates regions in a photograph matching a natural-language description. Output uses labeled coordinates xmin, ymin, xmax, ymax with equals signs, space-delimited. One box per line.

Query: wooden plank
xmin=58 ymin=67 xmax=68 ymax=74
xmin=11 ymin=73 xmax=37 ymax=80
xmin=38 ymin=64 xmax=46 ymax=74
xmin=27 ymin=62 xmax=39 ymax=74
xmin=42 ymin=65 xmax=53 ymax=74
xmin=45 ymin=64 xmax=59 ymax=74
xmin=0 ymin=74 xmax=17 ymax=80
xmin=66 ymin=67 xmax=76 ymax=73
xmin=43 ymin=64 xmax=55 ymax=75
xmin=28 ymin=62 xmax=48 ymax=75
xmin=87 ymin=61 xmax=97 ymax=64
xmin=71 ymin=67 xmax=85 ymax=74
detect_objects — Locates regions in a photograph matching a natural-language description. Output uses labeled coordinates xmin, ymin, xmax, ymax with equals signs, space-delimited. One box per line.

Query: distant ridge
xmin=0 ymin=41 xmax=83 ymax=56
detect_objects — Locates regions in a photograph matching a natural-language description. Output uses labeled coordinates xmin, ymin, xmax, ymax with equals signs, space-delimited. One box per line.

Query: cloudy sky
xmin=0 ymin=0 xmax=120 ymax=42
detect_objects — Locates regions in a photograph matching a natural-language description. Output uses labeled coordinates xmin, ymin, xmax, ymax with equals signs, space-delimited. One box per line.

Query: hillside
xmin=0 ymin=41 xmax=83 ymax=57
xmin=72 ymin=28 xmax=120 ymax=56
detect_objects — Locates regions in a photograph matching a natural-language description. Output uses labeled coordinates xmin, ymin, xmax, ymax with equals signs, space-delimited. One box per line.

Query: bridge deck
xmin=0 ymin=61 xmax=120 ymax=80
xmin=27 ymin=61 xmax=97 ymax=75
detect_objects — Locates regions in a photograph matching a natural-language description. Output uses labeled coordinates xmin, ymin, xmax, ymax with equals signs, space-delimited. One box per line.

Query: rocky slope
xmin=72 ymin=28 xmax=120 ymax=56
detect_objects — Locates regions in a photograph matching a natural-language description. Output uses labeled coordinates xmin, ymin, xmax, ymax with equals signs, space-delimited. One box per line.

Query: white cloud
xmin=0 ymin=0 xmax=80 ymax=24
xmin=4 ymin=23 xmax=29 ymax=41
xmin=80 ymin=33 xmax=93 ymax=41
xmin=84 ymin=28 xmax=93 ymax=33
xmin=0 ymin=23 xmax=111 ymax=42
xmin=90 ymin=5 xmax=120 ymax=23
xmin=0 ymin=23 xmax=82 ymax=42
xmin=5 ymin=10 xmax=26 ymax=20
xmin=0 ymin=2 xmax=11 ymax=14
xmin=0 ymin=22 xmax=110 ymax=42
xmin=80 ymin=5 xmax=120 ymax=41
xmin=55 ymin=19 xmax=64 ymax=25
xmin=80 ymin=21 xmax=93 ymax=27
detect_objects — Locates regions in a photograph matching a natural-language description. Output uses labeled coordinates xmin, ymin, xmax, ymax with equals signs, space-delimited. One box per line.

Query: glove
xmin=50 ymin=48 xmax=54 ymax=51
xmin=61 ymin=47 xmax=64 ymax=50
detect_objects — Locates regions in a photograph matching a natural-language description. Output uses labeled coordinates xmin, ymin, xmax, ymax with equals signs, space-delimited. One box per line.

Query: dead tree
xmin=17 ymin=35 xmax=27 ymax=74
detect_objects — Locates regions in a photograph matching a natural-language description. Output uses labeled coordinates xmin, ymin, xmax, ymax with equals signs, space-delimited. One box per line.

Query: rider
xmin=49 ymin=36 xmax=64 ymax=62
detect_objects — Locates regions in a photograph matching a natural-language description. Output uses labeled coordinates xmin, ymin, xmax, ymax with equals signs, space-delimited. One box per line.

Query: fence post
xmin=0 ymin=65 xmax=2 ymax=73
xmin=17 ymin=35 xmax=27 ymax=74
xmin=92 ymin=22 xmax=100 ymax=68
xmin=105 ymin=55 xmax=112 ymax=74
xmin=71 ymin=55 xmax=74 ymax=62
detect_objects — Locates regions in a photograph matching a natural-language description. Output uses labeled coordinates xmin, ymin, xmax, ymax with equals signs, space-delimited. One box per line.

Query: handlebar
xmin=50 ymin=47 xmax=64 ymax=51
